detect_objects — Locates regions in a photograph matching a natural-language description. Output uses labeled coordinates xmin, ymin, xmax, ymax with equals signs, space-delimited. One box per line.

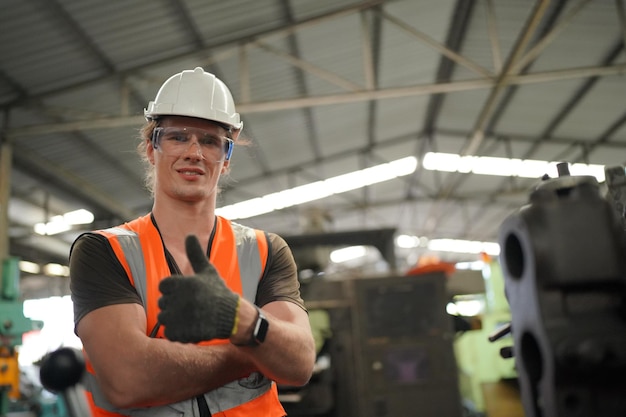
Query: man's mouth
xmin=177 ymin=168 xmax=205 ymax=176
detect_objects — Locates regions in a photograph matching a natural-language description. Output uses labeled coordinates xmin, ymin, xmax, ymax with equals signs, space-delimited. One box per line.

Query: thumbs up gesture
xmin=158 ymin=235 xmax=240 ymax=343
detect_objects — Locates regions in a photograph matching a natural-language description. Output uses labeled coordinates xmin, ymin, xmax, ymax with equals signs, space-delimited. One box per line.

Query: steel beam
xmin=7 ymin=63 xmax=625 ymax=139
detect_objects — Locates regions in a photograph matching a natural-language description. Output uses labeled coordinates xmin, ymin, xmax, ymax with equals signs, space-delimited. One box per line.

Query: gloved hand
xmin=157 ymin=235 xmax=240 ymax=343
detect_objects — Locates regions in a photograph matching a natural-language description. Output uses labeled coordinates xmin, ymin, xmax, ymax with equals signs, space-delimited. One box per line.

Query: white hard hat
xmin=145 ymin=67 xmax=243 ymax=131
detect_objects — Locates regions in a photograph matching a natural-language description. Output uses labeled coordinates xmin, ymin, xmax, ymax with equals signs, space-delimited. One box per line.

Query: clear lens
xmin=152 ymin=127 xmax=233 ymax=162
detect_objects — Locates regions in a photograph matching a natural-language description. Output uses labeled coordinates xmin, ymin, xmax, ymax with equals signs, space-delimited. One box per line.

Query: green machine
xmin=0 ymin=257 xmax=39 ymax=415
xmin=453 ymin=259 xmax=521 ymax=416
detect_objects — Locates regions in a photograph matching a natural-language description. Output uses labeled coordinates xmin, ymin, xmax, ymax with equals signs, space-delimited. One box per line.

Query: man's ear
xmin=147 ymin=140 xmax=155 ymax=165
xmin=231 ymin=129 xmax=241 ymax=142
xmin=221 ymin=159 xmax=230 ymax=173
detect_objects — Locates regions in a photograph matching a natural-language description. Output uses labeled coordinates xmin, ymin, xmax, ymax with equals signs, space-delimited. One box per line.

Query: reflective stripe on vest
xmin=100 ymin=220 xmax=265 ymax=306
xmin=82 ymin=214 xmax=283 ymax=417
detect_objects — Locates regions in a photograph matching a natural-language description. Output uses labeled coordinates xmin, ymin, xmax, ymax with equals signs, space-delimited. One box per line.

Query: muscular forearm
xmin=230 ymin=300 xmax=316 ymax=387
xmin=79 ymin=304 xmax=257 ymax=409
xmin=242 ymin=321 xmax=315 ymax=386
xmin=99 ymin=337 xmax=257 ymax=409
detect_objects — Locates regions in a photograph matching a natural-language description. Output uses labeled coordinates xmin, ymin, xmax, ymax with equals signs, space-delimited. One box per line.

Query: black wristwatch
xmin=250 ymin=305 xmax=269 ymax=346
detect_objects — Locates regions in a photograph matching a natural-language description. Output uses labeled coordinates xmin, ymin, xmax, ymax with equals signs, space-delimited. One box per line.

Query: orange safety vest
xmin=81 ymin=214 xmax=286 ymax=417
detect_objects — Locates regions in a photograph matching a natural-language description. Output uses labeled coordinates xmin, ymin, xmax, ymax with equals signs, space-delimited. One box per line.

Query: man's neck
xmin=151 ymin=198 xmax=216 ymax=243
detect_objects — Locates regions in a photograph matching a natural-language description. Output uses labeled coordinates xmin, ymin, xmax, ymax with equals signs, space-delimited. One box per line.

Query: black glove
xmin=157 ymin=235 xmax=240 ymax=343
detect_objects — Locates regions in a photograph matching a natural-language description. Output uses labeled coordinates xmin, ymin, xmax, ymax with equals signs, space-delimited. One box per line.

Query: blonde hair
xmin=137 ymin=120 xmax=158 ymax=197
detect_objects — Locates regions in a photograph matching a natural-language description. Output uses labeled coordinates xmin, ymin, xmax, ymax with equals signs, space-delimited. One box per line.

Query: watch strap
xmin=233 ymin=304 xmax=269 ymax=347
xmin=250 ymin=305 xmax=269 ymax=346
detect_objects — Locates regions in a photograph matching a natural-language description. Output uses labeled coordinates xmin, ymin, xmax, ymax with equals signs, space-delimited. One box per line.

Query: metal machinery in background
xmin=0 ymin=257 xmax=39 ymax=415
xmin=498 ymin=163 xmax=626 ymax=417
xmin=456 ymin=257 xmax=522 ymax=417
xmin=280 ymin=227 xmax=464 ymax=417
xmin=0 ymin=258 xmax=69 ymax=417
xmin=39 ymin=347 xmax=90 ymax=417
xmin=352 ymin=273 xmax=462 ymax=417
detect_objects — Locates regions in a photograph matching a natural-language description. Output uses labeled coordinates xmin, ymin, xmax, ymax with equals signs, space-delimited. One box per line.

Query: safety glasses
xmin=151 ymin=127 xmax=234 ymax=162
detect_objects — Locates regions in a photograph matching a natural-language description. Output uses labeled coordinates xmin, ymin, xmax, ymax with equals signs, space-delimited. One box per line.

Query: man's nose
xmin=183 ymin=139 xmax=205 ymax=160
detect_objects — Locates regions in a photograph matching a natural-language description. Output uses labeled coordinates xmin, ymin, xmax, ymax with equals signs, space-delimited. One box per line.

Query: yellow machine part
xmin=0 ymin=348 xmax=20 ymax=400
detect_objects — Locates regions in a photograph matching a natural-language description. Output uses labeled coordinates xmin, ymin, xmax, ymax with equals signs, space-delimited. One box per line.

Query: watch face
xmin=254 ymin=316 xmax=270 ymax=343
xmin=252 ymin=307 xmax=269 ymax=345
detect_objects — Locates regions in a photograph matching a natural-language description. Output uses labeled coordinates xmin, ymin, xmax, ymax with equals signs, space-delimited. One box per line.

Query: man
xmin=69 ymin=67 xmax=316 ymax=417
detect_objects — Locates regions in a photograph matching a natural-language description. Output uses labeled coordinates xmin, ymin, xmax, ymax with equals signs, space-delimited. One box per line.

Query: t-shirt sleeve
xmin=255 ymin=233 xmax=306 ymax=312
xmin=69 ymin=232 xmax=142 ymax=330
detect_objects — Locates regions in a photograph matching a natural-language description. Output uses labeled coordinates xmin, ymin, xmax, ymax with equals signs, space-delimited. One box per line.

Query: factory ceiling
xmin=1 ymin=0 xmax=625 ymax=295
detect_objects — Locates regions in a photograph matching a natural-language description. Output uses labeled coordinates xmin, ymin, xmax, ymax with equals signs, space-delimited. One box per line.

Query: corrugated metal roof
xmin=1 ymin=0 xmax=625 ymax=275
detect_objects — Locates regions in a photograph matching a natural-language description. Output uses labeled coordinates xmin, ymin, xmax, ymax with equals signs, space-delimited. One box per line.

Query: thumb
xmin=185 ymin=235 xmax=211 ymax=274
xmin=158 ymin=276 xmax=183 ymax=295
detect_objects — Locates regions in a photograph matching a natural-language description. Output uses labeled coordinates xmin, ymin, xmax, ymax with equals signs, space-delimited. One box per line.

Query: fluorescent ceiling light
xmin=217 ymin=156 xmax=417 ymax=220
xmin=19 ymin=260 xmax=41 ymax=275
xmin=422 ymin=152 xmax=606 ymax=182
xmin=428 ymin=238 xmax=500 ymax=256
xmin=63 ymin=209 xmax=94 ymax=225
xmin=396 ymin=234 xmax=420 ymax=249
xmin=455 ymin=261 xmax=486 ymax=271
xmin=330 ymin=246 xmax=367 ymax=263
xmin=43 ymin=263 xmax=70 ymax=277
xmin=398 ymin=233 xmax=499 ymax=256
xmin=34 ymin=217 xmax=71 ymax=235
xmin=446 ymin=298 xmax=485 ymax=316
xmin=34 ymin=208 xmax=94 ymax=236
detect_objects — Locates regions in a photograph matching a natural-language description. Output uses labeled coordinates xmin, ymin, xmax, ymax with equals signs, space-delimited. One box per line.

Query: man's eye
xmin=165 ymin=133 xmax=188 ymax=142
xmin=200 ymin=136 xmax=221 ymax=147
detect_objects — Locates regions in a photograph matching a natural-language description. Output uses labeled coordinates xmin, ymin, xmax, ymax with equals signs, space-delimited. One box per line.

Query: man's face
xmin=148 ymin=115 xmax=231 ymax=203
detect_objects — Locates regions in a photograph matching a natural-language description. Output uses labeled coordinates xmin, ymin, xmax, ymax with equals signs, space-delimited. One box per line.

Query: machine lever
xmin=40 ymin=347 xmax=92 ymax=417
xmin=487 ymin=322 xmax=511 ymax=343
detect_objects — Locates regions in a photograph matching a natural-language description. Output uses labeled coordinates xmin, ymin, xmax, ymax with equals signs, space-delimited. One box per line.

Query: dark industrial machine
xmin=282 ymin=271 xmax=463 ymax=417
xmin=497 ymin=163 xmax=626 ymax=417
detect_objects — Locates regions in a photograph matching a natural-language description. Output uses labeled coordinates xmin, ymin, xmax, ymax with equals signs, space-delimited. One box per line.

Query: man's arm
xmin=76 ymin=231 xmax=314 ymax=409
xmin=155 ymin=234 xmax=316 ymax=388
xmin=71 ymin=234 xmax=257 ymax=409
xmin=77 ymin=303 xmax=257 ymax=409
xmin=229 ymin=298 xmax=316 ymax=387
xmin=231 ymin=232 xmax=316 ymax=386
